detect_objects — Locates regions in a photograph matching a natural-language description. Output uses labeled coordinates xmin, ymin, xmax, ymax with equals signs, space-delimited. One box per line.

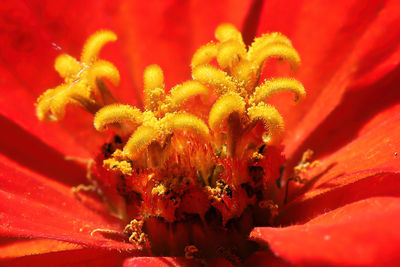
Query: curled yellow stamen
xmin=247 ymin=103 xmax=284 ymax=145
xmin=250 ymin=43 xmax=301 ymax=72
xmin=209 ymin=92 xmax=246 ymax=132
xmin=192 ymin=64 xmax=237 ymax=95
xmin=215 ymin=23 xmax=244 ymax=45
xmin=217 ymin=40 xmax=247 ymax=70
xmin=123 ymin=125 xmax=160 ymax=159
xmin=54 ymin=54 xmax=81 ymax=79
xmin=247 ymin=32 xmax=293 ymax=60
xmin=191 ymin=42 xmax=219 ymax=69
xmin=251 ymin=77 xmax=306 ymax=104
xmin=94 ymin=104 xmax=143 ymax=131
xmin=162 ymin=80 xmax=209 ymax=113
xmin=161 ymin=112 xmax=210 ymax=138
xmin=36 ymin=30 xmax=119 ymax=121
xmin=88 ymin=60 xmax=120 ymax=95
xmin=81 ymin=30 xmax=117 ymax=64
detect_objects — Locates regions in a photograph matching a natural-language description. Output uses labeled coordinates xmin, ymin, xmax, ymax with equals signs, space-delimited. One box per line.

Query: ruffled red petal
xmin=255 ymin=0 xmax=400 ymax=158
xmin=0 ymin=238 xmax=80 ymax=260
xmin=251 ymin=197 xmax=400 ymax=266
xmin=0 ymin=154 xmax=132 ymax=250
xmin=1 ymin=247 xmax=131 ymax=267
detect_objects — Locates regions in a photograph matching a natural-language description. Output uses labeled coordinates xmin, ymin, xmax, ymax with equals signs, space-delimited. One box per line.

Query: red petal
xmin=1 ymin=247 xmax=131 ymax=267
xmin=0 ymin=154 xmax=132 ymax=250
xmin=308 ymin=104 xmax=400 ymax=187
xmin=256 ymin=0 xmax=400 ymax=157
xmin=0 ymin=238 xmax=80 ymax=260
xmin=280 ymin=172 xmax=400 ymax=225
xmin=251 ymin=197 xmax=400 ymax=266
xmin=109 ymin=0 xmax=254 ymax=97
xmin=123 ymin=257 xmax=202 ymax=267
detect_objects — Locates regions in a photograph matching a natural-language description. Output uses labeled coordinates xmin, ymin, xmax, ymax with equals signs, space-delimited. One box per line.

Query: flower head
xmin=1 ymin=1 xmax=400 ymax=266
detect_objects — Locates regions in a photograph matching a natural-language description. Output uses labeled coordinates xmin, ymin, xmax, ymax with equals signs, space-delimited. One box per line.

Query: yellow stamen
xmin=93 ymin=104 xmax=143 ymax=131
xmin=123 ymin=125 xmax=160 ymax=159
xmin=36 ymin=30 xmax=119 ymax=121
xmin=215 ymin=23 xmax=244 ymax=46
xmin=81 ymin=30 xmax=117 ymax=64
xmin=247 ymin=103 xmax=284 ymax=145
xmin=216 ymin=40 xmax=246 ymax=70
xmin=191 ymin=42 xmax=219 ymax=69
xmin=250 ymin=43 xmax=301 ymax=72
xmin=247 ymin=32 xmax=293 ymax=60
xmin=161 ymin=80 xmax=209 ymax=113
xmin=87 ymin=60 xmax=120 ymax=94
xmin=143 ymin=64 xmax=165 ymax=112
xmin=251 ymin=77 xmax=306 ymax=104
xmin=192 ymin=64 xmax=237 ymax=95
xmin=54 ymin=54 xmax=81 ymax=79
xmin=161 ymin=112 xmax=210 ymax=138
xmin=208 ymin=92 xmax=246 ymax=132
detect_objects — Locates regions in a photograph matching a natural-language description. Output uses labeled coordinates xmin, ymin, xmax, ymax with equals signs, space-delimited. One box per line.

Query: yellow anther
xmin=161 ymin=112 xmax=210 ymax=138
xmin=191 ymin=42 xmax=219 ymax=69
xmin=217 ymin=40 xmax=246 ymax=70
xmin=208 ymin=92 xmax=246 ymax=132
xmin=143 ymin=64 xmax=166 ymax=111
xmin=94 ymin=104 xmax=143 ymax=131
xmin=251 ymin=77 xmax=306 ymax=104
xmin=162 ymin=80 xmax=209 ymax=113
xmin=88 ymin=60 xmax=120 ymax=94
xmin=247 ymin=103 xmax=284 ymax=145
xmin=81 ymin=30 xmax=117 ymax=64
xmin=192 ymin=64 xmax=237 ymax=95
xmin=215 ymin=24 xmax=244 ymax=45
xmin=247 ymin=32 xmax=293 ymax=60
xmin=250 ymin=43 xmax=301 ymax=72
xmin=54 ymin=54 xmax=81 ymax=79
xmin=123 ymin=125 xmax=160 ymax=159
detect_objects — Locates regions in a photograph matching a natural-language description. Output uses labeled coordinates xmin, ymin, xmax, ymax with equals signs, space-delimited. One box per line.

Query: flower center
xmin=36 ymin=24 xmax=307 ymax=261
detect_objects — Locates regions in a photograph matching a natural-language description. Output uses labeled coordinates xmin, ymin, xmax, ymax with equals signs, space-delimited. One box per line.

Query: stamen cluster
xmin=35 ymin=24 xmax=305 ymax=258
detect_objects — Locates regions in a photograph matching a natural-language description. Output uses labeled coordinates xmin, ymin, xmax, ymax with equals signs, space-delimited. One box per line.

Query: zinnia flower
xmin=1 ymin=0 xmax=400 ymax=266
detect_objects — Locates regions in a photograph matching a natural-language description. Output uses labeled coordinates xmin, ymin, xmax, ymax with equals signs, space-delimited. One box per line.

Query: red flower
xmin=1 ymin=0 xmax=400 ymax=266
